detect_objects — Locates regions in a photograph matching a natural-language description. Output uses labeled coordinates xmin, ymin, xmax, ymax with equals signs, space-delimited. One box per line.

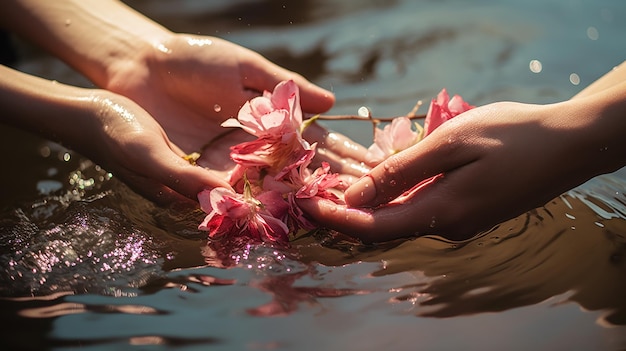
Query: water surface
xmin=1 ymin=0 xmax=626 ymax=350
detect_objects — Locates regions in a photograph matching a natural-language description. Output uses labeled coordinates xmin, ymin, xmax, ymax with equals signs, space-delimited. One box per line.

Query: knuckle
xmin=375 ymin=154 xmax=413 ymax=194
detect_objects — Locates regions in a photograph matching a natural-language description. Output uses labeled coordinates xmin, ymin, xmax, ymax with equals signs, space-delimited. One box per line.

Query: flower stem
xmin=316 ymin=113 xmax=426 ymax=122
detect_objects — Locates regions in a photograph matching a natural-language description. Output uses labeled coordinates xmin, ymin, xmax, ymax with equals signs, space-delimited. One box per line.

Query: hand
xmin=104 ymin=33 xmax=370 ymax=181
xmin=79 ymin=91 xmax=238 ymax=204
xmin=0 ymin=62 xmax=237 ymax=204
xmin=104 ymin=33 xmax=335 ymax=154
xmin=0 ymin=1 xmax=369 ymax=202
xmin=298 ymin=96 xmax=626 ymax=242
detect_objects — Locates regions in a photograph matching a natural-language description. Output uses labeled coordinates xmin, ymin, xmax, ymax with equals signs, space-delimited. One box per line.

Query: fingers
xmin=115 ymin=133 xmax=233 ymax=203
xmin=298 ymin=176 xmax=484 ymax=243
xmin=239 ymin=51 xmax=335 ymax=113
xmin=302 ymin=122 xmax=371 ymax=178
xmin=148 ymin=150 xmax=234 ymax=199
xmin=296 ymin=197 xmax=379 ymax=241
xmin=312 ymin=147 xmax=370 ymax=178
xmin=295 ymin=78 xmax=335 ymax=114
xmin=115 ymin=170 xmax=193 ymax=207
xmin=344 ymin=125 xmax=476 ymax=208
xmin=302 ymin=122 xmax=369 ymax=161
xmin=297 ymin=194 xmax=444 ymax=243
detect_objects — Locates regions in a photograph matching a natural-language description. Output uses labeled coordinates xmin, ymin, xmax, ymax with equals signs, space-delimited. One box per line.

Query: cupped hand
xmin=103 ymin=33 xmax=369 ymax=182
xmin=298 ymin=99 xmax=618 ymax=242
xmin=81 ymin=91 xmax=235 ymax=204
xmin=104 ymin=33 xmax=335 ymax=154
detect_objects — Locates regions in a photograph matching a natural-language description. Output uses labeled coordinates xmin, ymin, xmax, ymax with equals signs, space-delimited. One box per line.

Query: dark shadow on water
xmin=295 ymin=175 xmax=626 ymax=326
xmin=1 ymin=132 xmax=625 ymax=349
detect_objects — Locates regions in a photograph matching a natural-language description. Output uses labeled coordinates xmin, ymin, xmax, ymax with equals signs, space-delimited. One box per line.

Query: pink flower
xmin=197 ymin=80 xmax=476 ymax=246
xmin=222 ymin=79 xmax=312 ymax=173
xmin=295 ymin=162 xmax=342 ymax=201
xmin=221 ymin=80 xmax=302 ymax=140
xmin=287 ymin=194 xmax=316 ymax=231
xmin=365 ymin=89 xmax=473 ymax=163
xmin=229 ymin=136 xmax=312 ymax=176
xmin=273 ymin=143 xmax=317 ymax=183
xmin=424 ymin=88 xmax=474 ymax=136
xmin=198 ymin=187 xmax=290 ymax=245
xmin=365 ymin=116 xmax=421 ymax=163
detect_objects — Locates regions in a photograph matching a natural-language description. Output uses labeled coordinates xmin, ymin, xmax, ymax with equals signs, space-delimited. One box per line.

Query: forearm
xmin=0 ymin=0 xmax=172 ymax=87
xmin=572 ymin=60 xmax=626 ymax=99
xmin=0 ymin=64 xmax=101 ymax=150
xmin=560 ymin=80 xmax=626 ymax=176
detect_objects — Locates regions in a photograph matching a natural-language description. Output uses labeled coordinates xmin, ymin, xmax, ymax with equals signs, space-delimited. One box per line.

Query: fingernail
xmin=345 ymin=175 xmax=376 ymax=207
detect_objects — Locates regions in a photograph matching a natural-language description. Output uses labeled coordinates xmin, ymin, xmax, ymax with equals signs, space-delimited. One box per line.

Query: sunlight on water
xmin=2 ymin=0 xmax=626 ymax=350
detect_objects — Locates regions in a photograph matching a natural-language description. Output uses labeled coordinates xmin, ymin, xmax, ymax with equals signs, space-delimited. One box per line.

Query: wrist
xmin=555 ymin=86 xmax=626 ymax=176
xmin=67 ymin=2 xmax=174 ymax=89
xmin=0 ymin=64 xmax=103 ymax=148
xmin=0 ymin=0 xmax=173 ymax=88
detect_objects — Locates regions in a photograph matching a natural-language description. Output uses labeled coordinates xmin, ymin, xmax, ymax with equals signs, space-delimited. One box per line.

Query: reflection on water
xmin=2 ymin=144 xmax=626 ymax=349
xmin=297 ymin=172 xmax=626 ymax=325
xmin=2 ymin=0 xmax=626 ymax=350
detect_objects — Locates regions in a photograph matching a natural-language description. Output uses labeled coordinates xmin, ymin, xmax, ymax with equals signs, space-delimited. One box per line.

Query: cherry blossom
xmin=198 ymin=186 xmax=290 ymax=244
xmin=197 ymin=81 xmax=474 ymax=246
xmin=222 ymin=80 xmax=312 ymax=174
xmin=365 ymin=116 xmax=422 ymax=163
xmin=424 ymin=88 xmax=474 ymax=136
xmin=221 ymin=80 xmax=302 ymax=139
xmin=366 ymin=89 xmax=474 ymax=164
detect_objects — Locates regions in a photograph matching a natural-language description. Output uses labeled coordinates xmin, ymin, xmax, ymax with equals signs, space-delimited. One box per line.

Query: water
xmin=2 ymin=0 xmax=626 ymax=350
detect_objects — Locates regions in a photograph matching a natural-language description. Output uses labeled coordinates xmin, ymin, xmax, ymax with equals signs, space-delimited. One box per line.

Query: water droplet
xmin=329 ymin=206 xmax=337 ymax=213
xmin=529 ymin=59 xmax=542 ymax=73
xmin=569 ymin=73 xmax=580 ymax=85
xmin=360 ymin=191 xmax=364 ymax=197
xmin=389 ymin=180 xmax=397 ymax=186
xmin=429 ymin=216 xmax=436 ymax=228
xmin=357 ymin=106 xmax=371 ymax=118
xmin=383 ymin=163 xmax=395 ymax=174
xmin=213 ymin=104 xmax=222 ymax=112
xmin=586 ymin=26 xmax=599 ymax=40
xmin=187 ymin=38 xmax=213 ymax=47
xmin=156 ymin=43 xmax=171 ymax=54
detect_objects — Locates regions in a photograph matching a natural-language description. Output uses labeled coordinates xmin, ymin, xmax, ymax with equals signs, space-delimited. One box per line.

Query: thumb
xmin=153 ymin=151 xmax=234 ymax=199
xmin=240 ymin=52 xmax=335 ymax=113
xmin=344 ymin=127 xmax=473 ymax=207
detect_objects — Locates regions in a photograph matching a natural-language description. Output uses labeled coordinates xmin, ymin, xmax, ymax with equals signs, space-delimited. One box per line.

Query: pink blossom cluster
xmin=197 ymin=82 xmax=473 ymax=246
xmin=367 ymin=88 xmax=474 ymax=162
xmin=197 ymin=80 xmax=341 ymax=245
